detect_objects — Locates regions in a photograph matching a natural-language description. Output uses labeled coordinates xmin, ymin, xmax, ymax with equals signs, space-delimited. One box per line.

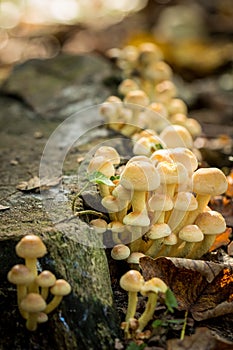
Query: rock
xmin=1 ymin=54 xmax=111 ymax=119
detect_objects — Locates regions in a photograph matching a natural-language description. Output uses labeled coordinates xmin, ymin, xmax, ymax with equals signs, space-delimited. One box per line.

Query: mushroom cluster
xmin=101 ymin=42 xmax=201 ymax=137
xmin=87 ymin=144 xmax=228 ymax=262
xmin=7 ymin=235 xmax=71 ymax=331
xmin=119 ymin=269 xmax=168 ymax=338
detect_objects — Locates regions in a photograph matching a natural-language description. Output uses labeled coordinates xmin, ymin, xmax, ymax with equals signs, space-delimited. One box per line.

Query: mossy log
xmin=0 ymin=223 xmax=120 ymax=350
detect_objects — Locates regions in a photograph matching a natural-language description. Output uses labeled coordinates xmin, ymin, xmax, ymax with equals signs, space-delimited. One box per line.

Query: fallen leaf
xmin=16 ymin=176 xmax=62 ymax=192
xmin=209 ymin=228 xmax=232 ymax=252
xmin=0 ymin=205 xmax=10 ymax=211
xmin=140 ymin=256 xmax=233 ymax=321
xmin=167 ymin=327 xmax=233 ymax=350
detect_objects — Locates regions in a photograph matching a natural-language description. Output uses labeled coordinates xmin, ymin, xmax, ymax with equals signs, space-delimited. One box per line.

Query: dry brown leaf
xmin=16 ymin=176 xmax=61 ymax=192
xmin=140 ymin=256 xmax=233 ymax=321
xmin=167 ymin=327 xmax=233 ymax=350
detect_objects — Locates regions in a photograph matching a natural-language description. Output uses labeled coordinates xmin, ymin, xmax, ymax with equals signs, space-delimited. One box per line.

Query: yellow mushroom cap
xmin=124 ymin=90 xmax=149 ymax=107
xmin=160 ymin=124 xmax=193 ymax=149
xmin=146 ymin=223 xmax=171 ymax=240
xmin=178 ymin=225 xmax=204 ymax=242
xmin=157 ymin=161 xmax=188 ymax=185
xmin=120 ymin=160 xmax=160 ymax=192
xmin=127 ymin=252 xmax=145 ymax=265
xmin=21 ymin=293 xmax=46 ymax=313
xmin=90 ymin=218 xmax=108 ymax=233
xmin=141 ymin=277 xmax=168 ymax=296
xmin=50 ymin=279 xmax=71 ymax=296
xmin=148 ymin=193 xmax=173 ymax=211
xmin=194 ymin=211 xmax=226 ymax=235
xmin=111 ymin=244 xmax=130 ymax=260
xmin=192 ymin=167 xmax=228 ymax=196
xmin=118 ymin=79 xmax=139 ymax=96
xmin=35 ymin=270 xmax=56 ymax=288
xmin=16 ymin=235 xmax=47 ymax=259
xmin=173 ymin=192 xmax=198 ymax=211
xmin=7 ymin=264 xmax=34 ymax=285
xmin=87 ymin=156 xmax=115 ymax=178
xmin=94 ymin=146 xmax=120 ymax=165
xmin=120 ymin=270 xmax=144 ymax=293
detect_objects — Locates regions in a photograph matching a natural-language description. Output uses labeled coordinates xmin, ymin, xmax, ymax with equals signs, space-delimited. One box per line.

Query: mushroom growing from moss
xmin=120 ymin=270 xmax=144 ymax=338
xmin=15 ymin=235 xmax=47 ymax=293
xmin=7 ymin=264 xmax=34 ymax=318
xmin=45 ymin=279 xmax=71 ymax=314
xmin=20 ymin=293 xmax=46 ymax=331
xmin=137 ymin=277 xmax=168 ymax=332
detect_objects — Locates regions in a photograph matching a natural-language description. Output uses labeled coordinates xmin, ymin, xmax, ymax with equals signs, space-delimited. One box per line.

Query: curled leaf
xmin=140 ymin=256 xmax=233 ymax=321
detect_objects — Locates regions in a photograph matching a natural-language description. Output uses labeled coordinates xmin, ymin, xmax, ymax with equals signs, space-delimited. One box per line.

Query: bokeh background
xmin=1 ymin=0 xmax=232 ymax=82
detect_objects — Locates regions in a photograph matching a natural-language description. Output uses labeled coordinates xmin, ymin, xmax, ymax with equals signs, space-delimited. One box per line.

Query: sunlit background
xmin=0 ymin=0 xmax=232 ymax=81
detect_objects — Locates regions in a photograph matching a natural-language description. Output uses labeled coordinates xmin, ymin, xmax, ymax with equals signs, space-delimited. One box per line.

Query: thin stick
xmin=180 ymin=310 xmax=188 ymax=340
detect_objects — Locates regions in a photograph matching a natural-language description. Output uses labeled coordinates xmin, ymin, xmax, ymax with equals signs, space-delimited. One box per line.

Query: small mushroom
xmin=188 ymin=210 xmax=227 ymax=259
xmin=111 ymin=244 xmax=130 ymax=260
xmin=120 ymin=159 xmax=160 ymax=227
xmin=159 ymin=124 xmax=193 ymax=149
xmin=15 ymin=235 xmax=47 ymax=292
xmin=94 ymin=146 xmax=120 ymax=166
xmin=144 ymin=223 xmax=171 ymax=257
xmin=20 ymin=293 xmax=46 ymax=331
xmin=45 ymin=279 xmax=71 ymax=314
xmin=171 ymin=224 xmax=204 ymax=258
xmin=35 ymin=270 xmax=56 ymax=300
xmin=119 ymin=270 xmax=144 ymax=338
xmin=148 ymin=192 xmax=173 ymax=224
xmin=167 ymin=191 xmax=198 ymax=232
xmin=118 ymin=79 xmax=139 ymax=96
xmin=157 ymin=160 xmax=188 ymax=198
xmin=7 ymin=264 xmax=34 ymax=318
xmin=184 ymin=167 xmax=228 ymax=227
xmin=156 ymin=232 xmax=178 ymax=257
xmin=154 ymin=80 xmax=177 ymax=104
xmin=167 ymin=98 xmax=188 ymax=116
xmin=137 ymin=277 xmax=168 ymax=332
xmin=90 ymin=218 xmax=108 ymax=234
xmin=127 ymin=252 xmax=145 ymax=270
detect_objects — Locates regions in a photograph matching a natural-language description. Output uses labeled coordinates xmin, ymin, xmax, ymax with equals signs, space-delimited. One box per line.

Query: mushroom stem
xmin=181 ymin=194 xmax=211 ymax=228
xmin=25 ymin=258 xmax=38 ymax=293
xmin=26 ymin=312 xmax=40 ymax=331
xmin=17 ymin=285 xmax=28 ymax=319
xmin=137 ymin=292 xmax=158 ymax=332
xmin=187 ymin=235 xmax=216 ymax=259
xmin=44 ymin=296 xmax=63 ymax=314
xmin=124 ymin=291 xmax=138 ymax=338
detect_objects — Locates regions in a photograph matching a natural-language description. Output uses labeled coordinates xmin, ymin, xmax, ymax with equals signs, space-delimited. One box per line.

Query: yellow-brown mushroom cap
xmin=120 ymin=160 xmax=160 ymax=192
xmin=192 ymin=167 xmax=228 ymax=196
xmin=120 ymin=270 xmax=144 ymax=293
xmin=194 ymin=210 xmax=226 ymax=235
xmin=178 ymin=225 xmax=204 ymax=242
xmin=21 ymin=293 xmax=46 ymax=313
xmin=16 ymin=235 xmax=47 ymax=259
xmin=7 ymin=264 xmax=34 ymax=285
xmin=35 ymin=271 xmax=56 ymax=288
xmin=141 ymin=277 xmax=168 ymax=296
xmin=50 ymin=279 xmax=71 ymax=296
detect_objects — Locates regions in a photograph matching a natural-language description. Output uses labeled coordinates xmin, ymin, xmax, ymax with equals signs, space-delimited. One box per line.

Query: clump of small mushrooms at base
xmin=86 ymin=144 xmax=228 ymax=262
xmin=7 ymin=234 xmax=71 ymax=331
